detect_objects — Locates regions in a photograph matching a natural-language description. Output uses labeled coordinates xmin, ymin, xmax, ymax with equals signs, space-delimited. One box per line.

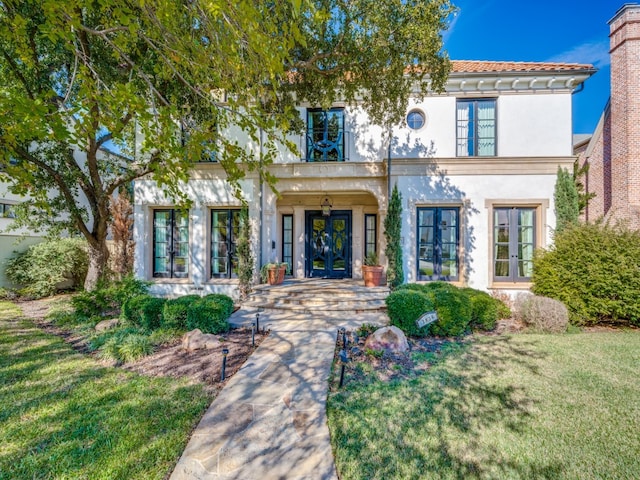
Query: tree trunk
xmin=85 ymin=239 xmax=110 ymax=291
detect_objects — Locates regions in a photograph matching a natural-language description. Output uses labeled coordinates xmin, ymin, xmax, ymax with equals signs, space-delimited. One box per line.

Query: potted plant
xmin=362 ymin=252 xmax=384 ymax=287
xmin=260 ymin=262 xmax=289 ymax=285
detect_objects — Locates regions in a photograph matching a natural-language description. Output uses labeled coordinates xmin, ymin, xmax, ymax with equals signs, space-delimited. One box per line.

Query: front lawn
xmin=328 ymin=332 xmax=640 ymax=479
xmin=0 ymin=301 xmax=212 ymax=480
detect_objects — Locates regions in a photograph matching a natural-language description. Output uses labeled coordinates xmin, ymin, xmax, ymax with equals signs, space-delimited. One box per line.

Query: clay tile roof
xmin=451 ymin=60 xmax=595 ymax=73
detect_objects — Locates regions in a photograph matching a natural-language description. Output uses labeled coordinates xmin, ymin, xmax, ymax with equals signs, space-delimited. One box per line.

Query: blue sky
xmin=443 ymin=0 xmax=620 ymax=135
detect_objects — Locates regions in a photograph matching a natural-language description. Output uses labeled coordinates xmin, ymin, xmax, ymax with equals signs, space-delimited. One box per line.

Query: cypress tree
xmin=384 ymin=184 xmax=404 ymax=289
xmin=554 ymin=166 xmax=580 ymax=233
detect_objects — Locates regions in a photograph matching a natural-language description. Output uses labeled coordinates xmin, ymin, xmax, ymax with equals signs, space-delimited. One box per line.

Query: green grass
xmin=0 ymin=301 xmax=212 ymax=480
xmin=328 ymin=332 xmax=640 ymax=479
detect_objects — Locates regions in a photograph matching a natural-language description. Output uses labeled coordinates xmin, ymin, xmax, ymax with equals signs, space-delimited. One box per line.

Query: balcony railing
xmin=301 ymin=129 xmax=351 ymax=162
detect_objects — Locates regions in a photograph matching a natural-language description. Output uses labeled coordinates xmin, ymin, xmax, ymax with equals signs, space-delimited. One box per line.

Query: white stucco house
xmin=133 ymin=60 xmax=595 ymax=299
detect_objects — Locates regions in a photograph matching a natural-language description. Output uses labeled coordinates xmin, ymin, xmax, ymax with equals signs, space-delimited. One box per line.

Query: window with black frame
xmin=364 ymin=214 xmax=377 ymax=259
xmin=306 ymin=108 xmax=345 ymax=162
xmin=153 ymin=209 xmax=189 ymax=278
xmin=282 ymin=214 xmax=293 ymax=270
xmin=211 ymin=209 xmax=240 ymax=278
xmin=417 ymin=207 xmax=459 ymax=281
xmin=456 ymin=98 xmax=496 ymax=157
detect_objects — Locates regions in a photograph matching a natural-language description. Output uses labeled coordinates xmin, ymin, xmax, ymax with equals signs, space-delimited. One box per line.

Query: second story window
xmin=306 ymin=108 xmax=345 ymax=162
xmin=456 ymin=99 xmax=496 ymax=157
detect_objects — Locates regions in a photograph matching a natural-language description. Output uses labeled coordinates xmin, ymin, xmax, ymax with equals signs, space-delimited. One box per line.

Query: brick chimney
xmin=609 ymin=3 xmax=640 ymax=227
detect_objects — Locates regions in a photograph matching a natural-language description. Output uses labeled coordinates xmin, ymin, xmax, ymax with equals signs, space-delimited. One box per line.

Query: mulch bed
xmin=15 ymin=297 xmax=268 ymax=395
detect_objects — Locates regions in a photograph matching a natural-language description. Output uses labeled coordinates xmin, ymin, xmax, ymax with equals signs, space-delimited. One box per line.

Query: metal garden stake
xmin=339 ymin=349 xmax=348 ymax=388
xmin=221 ymin=348 xmax=229 ymax=381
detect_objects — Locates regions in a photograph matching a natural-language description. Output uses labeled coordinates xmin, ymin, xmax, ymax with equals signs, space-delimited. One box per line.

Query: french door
xmin=306 ymin=211 xmax=352 ymax=278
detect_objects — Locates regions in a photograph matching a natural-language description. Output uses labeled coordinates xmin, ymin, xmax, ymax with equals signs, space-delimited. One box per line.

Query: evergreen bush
xmin=429 ymin=288 xmax=473 ymax=337
xmin=138 ymin=297 xmax=166 ymax=330
xmin=201 ymin=294 xmax=235 ymax=317
xmin=72 ymin=274 xmax=149 ymax=318
xmin=162 ymin=295 xmax=200 ymax=330
xmin=385 ymin=289 xmax=434 ymax=337
xmin=186 ymin=297 xmax=232 ymax=334
xmin=462 ymin=288 xmax=500 ymax=331
xmin=121 ymin=294 xmax=150 ymax=325
xmin=533 ymin=222 xmax=640 ymax=326
xmin=6 ymin=238 xmax=88 ymax=298
xmin=384 ymin=184 xmax=404 ymax=289
xmin=554 ymin=166 xmax=580 ymax=234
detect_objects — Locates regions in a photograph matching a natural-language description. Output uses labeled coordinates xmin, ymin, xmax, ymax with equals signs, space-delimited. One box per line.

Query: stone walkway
xmin=170 ymin=310 xmax=375 ymax=480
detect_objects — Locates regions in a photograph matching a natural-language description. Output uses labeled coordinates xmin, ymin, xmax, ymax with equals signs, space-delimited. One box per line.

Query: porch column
xmin=293 ymin=206 xmax=306 ymax=278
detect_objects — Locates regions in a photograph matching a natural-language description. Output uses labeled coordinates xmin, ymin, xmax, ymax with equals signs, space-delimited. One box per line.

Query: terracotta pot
xmin=362 ymin=265 xmax=384 ymax=287
xmin=267 ymin=266 xmax=286 ymax=285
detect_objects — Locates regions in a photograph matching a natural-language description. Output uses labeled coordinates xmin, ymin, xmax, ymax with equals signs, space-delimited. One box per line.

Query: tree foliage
xmin=532 ymin=221 xmax=640 ymax=326
xmin=384 ymin=184 xmax=404 ymax=289
xmin=0 ymin=0 xmax=455 ymax=289
xmin=554 ymin=166 xmax=579 ymax=234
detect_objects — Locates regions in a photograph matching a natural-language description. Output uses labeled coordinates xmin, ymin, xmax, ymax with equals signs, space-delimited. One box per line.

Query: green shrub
xmin=89 ymin=326 xmax=140 ymax=353
xmin=72 ymin=275 xmax=149 ymax=318
xmin=162 ymin=295 xmax=200 ymax=330
xmin=138 ymin=297 xmax=166 ymax=331
xmin=533 ymin=222 xmax=640 ymax=326
xmin=420 ymin=281 xmax=459 ymax=295
xmin=462 ymin=288 xmax=500 ymax=331
xmin=6 ymin=238 xmax=88 ymax=298
xmin=385 ymin=289 xmax=434 ymax=337
xmin=121 ymin=294 xmax=165 ymax=329
xmin=514 ymin=294 xmax=569 ymax=333
xmin=147 ymin=328 xmax=181 ymax=346
xmin=201 ymin=294 xmax=234 ymax=317
xmin=117 ymin=334 xmax=154 ymax=362
xmin=430 ymin=288 xmax=472 ymax=337
xmin=97 ymin=331 xmax=153 ymax=363
xmin=186 ymin=297 xmax=231 ymax=334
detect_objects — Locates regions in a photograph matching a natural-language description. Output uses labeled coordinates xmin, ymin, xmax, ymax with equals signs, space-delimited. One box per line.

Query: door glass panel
xmin=211 ymin=211 xmax=229 ymax=276
xmin=312 ymin=218 xmax=327 ymax=270
xmin=282 ymin=215 xmax=293 ymax=268
xmin=332 ymin=218 xmax=346 ymax=271
xmin=494 ymin=207 xmax=536 ymax=281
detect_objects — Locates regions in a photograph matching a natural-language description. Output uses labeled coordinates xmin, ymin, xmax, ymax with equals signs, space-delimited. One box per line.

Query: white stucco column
xmin=190 ymin=203 xmax=206 ymax=287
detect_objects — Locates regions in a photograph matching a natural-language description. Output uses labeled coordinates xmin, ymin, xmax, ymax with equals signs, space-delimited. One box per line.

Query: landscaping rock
xmin=95 ymin=318 xmax=119 ymax=332
xmin=364 ymin=326 xmax=409 ymax=353
xmin=182 ymin=329 xmax=220 ymax=352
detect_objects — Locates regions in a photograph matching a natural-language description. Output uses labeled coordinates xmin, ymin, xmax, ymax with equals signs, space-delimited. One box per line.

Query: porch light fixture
xmin=321 ymin=196 xmax=332 ymax=217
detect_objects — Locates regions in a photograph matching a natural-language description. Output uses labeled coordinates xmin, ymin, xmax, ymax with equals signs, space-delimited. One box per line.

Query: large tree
xmin=0 ymin=0 xmax=455 ymax=290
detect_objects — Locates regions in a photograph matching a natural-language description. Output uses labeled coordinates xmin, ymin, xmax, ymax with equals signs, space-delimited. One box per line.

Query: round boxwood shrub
xmin=162 ymin=295 xmax=200 ymax=330
xmin=430 ymin=288 xmax=472 ymax=337
xmin=462 ymin=288 xmax=500 ymax=331
xmin=121 ymin=294 xmax=149 ymax=324
xmin=385 ymin=289 xmax=435 ymax=337
xmin=186 ymin=297 xmax=231 ymax=334
xmin=201 ymin=294 xmax=235 ymax=317
xmin=121 ymin=294 xmax=165 ymax=330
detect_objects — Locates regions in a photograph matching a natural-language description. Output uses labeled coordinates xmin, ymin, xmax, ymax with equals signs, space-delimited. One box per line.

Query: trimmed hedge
xmin=121 ymin=294 xmax=166 ymax=330
xmin=162 ymin=295 xmax=200 ymax=330
xmin=186 ymin=297 xmax=231 ymax=334
xmin=429 ymin=288 xmax=472 ymax=337
xmin=462 ymin=288 xmax=503 ymax=331
xmin=533 ymin=222 xmax=640 ymax=326
xmin=385 ymin=289 xmax=434 ymax=337
xmin=201 ymin=294 xmax=235 ymax=318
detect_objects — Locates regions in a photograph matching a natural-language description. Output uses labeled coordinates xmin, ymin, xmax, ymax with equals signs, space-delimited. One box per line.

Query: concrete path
xmin=170 ymin=310 xmax=372 ymax=480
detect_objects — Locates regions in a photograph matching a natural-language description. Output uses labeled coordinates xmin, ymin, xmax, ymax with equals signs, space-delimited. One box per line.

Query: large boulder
xmin=182 ymin=328 xmax=220 ymax=352
xmin=363 ymin=326 xmax=409 ymax=353
xmin=95 ymin=318 xmax=119 ymax=332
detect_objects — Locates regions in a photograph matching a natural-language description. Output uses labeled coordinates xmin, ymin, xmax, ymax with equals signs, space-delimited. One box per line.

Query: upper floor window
xmin=153 ymin=209 xmax=189 ymax=278
xmin=407 ymin=110 xmax=426 ymax=130
xmin=0 ymin=202 xmax=16 ymax=218
xmin=457 ymin=99 xmax=496 ymax=157
xmin=306 ymin=108 xmax=345 ymax=162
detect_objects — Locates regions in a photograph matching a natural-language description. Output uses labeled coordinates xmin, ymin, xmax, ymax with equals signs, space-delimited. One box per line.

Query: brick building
xmin=578 ymin=3 xmax=640 ymax=228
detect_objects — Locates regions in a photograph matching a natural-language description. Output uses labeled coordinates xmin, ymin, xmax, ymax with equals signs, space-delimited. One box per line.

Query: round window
xmin=407 ymin=110 xmax=426 ymax=130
